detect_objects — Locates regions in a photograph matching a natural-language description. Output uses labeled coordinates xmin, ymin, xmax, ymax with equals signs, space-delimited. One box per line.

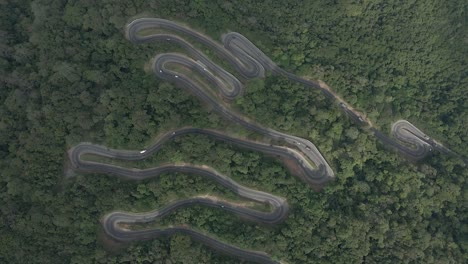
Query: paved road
xmin=69 ymin=18 xmax=340 ymax=263
xmin=70 ymin=127 xmax=321 ymax=263
xmin=127 ymin=18 xmax=334 ymax=181
xmin=371 ymin=120 xmax=464 ymax=162
xmin=70 ymin=132 xmax=289 ymax=263
xmin=129 ymin=18 xmax=466 ymax=163
xmin=69 ymin=17 xmax=465 ymax=263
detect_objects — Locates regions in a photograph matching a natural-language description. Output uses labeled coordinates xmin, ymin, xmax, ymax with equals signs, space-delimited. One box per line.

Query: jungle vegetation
xmin=1 ymin=0 xmax=467 ymax=263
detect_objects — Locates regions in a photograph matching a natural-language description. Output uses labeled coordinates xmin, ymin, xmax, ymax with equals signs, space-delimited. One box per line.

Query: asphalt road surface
xmin=372 ymin=120 xmax=464 ymax=162
xmin=68 ymin=17 xmax=465 ymax=264
xmin=70 ymin=17 xmax=341 ymax=263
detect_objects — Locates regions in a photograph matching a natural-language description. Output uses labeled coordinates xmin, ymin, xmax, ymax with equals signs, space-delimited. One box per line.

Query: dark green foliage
xmin=0 ymin=0 xmax=466 ymax=263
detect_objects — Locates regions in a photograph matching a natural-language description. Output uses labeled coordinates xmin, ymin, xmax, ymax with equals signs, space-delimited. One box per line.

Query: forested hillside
xmin=1 ymin=0 xmax=466 ymax=263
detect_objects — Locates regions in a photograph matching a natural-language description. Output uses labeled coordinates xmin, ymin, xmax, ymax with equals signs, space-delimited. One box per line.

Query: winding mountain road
xmin=68 ymin=17 xmax=465 ymax=263
xmin=70 ymin=128 xmax=298 ymax=263
xmin=372 ymin=120 xmax=464 ymax=162
xmin=70 ymin=123 xmax=334 ymax=262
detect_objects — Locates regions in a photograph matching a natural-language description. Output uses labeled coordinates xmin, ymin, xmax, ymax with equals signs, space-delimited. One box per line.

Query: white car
xmin=140 ymin=150 xmax=146 ymax=154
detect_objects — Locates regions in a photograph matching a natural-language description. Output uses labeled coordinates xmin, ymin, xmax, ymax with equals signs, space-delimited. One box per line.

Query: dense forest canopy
xmin=1 ymin=0 xmax=467 ymax=263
